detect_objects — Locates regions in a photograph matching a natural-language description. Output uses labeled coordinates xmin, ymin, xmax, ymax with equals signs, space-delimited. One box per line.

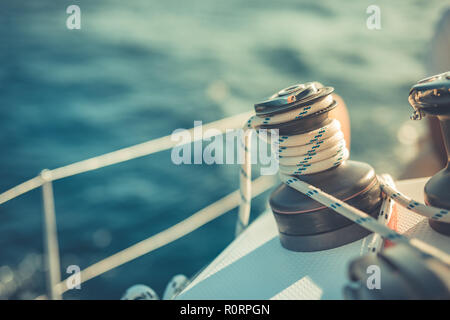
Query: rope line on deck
xmin=380 ymin=179 xmax=450 ymax=223
xmin=367 ymin=174 xmax=395 ymax=254
xmin=279 ymin=173 xmax=450 ymax=265
xmin=238 ymin=82 xmax=450 ymax=265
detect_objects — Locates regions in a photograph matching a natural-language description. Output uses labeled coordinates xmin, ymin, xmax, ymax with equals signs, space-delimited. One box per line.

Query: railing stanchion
xmin=40 ymin=170 xmax=62 ymax=300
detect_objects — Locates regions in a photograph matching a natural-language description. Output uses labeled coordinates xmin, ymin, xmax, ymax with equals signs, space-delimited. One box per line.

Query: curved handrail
xmin=36 ymin=174 xmax=276 ymax=299
xmin=0 ymin=111 xmax=256 ymax=300
xmin=0 ymin=111 xmax=253 ymax=206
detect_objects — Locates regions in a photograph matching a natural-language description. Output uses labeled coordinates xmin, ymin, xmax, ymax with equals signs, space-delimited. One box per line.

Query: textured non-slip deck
xmin=178 ymin=177 xmax=449 ymax=300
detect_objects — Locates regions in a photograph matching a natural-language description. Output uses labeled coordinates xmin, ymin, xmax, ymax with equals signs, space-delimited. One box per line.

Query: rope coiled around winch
xmin=237 ymin=82 xmax=450 ymax=265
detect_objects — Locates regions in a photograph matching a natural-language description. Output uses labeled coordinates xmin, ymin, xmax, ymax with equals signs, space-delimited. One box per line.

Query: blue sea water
xmin=0 ymin=1 xmax=448 ymax=299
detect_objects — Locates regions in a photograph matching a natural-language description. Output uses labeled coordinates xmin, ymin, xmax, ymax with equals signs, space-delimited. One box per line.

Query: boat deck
xmin=177 ymin=177 xmax=450 ymax=299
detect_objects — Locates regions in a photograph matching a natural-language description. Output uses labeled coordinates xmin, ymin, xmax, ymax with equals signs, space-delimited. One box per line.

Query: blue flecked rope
xmin=236 ymin=89 xmax=347 ymax=235
xmin=380 ymin=179 xmax=450 ymax=223
xmin=236 ymin=83 xmax=450 ymax=265
xmin=279 ymin=174 xmax=450 ymax=264
xmin=367 ymin=174 xmax=396 ymax=253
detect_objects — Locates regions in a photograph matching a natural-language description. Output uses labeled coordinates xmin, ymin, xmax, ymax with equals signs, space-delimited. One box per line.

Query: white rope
xmin=236 ymin=129 xmax=253 ymax=235
xmin=279 ymin=174 xmax=450 ymax=265
xmin=238 ymin=82 xmax=450 ymax=265
xmin=380 ymin=177 xmax=450 ymax=223
xmin=237 ymin=84 xmax=348 ymax=234
xmin=367 ymin=174 xmax=395 ymax=254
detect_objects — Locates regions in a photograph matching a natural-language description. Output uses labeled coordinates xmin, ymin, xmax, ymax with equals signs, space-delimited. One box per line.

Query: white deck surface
xmin=177 ymin=177 xmax=450 ymax=300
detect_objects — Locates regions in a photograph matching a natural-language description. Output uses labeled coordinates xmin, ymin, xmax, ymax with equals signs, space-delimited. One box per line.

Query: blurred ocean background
xmin=0 ymin=0 xmax=449 ymax=299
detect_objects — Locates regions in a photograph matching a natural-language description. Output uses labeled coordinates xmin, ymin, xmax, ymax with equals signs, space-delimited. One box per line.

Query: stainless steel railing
xmin=0 ymin=111 xmax=278 ymax=300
